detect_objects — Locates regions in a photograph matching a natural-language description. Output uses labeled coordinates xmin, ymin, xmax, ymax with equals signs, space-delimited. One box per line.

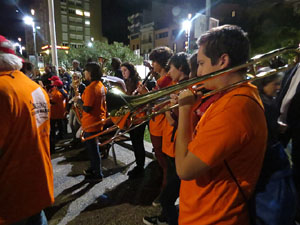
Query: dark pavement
xmin=45 ymin=138 xmax=163 ymax=225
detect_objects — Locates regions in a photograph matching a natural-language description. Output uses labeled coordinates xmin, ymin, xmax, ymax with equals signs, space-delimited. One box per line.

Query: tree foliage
xmin=240 ymin=1 xmax=300 ymax=55
xmin=44 ymin=41 xmax=143 ymax=70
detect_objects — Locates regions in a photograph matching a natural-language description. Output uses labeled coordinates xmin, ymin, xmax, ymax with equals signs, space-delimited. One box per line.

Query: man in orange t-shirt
xmin=81 ymin=62 xmax=107 ymax=182
xmin=0 ymin=35 xmax=54 ymax=225
xmin=174 ymin=25 xmax=267 ymax=225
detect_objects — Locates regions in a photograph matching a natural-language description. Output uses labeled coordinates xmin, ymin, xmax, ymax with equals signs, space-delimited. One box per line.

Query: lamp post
xmin=23 ymin=15 xmax=38 ymax=67
xmin=206 ymin=0 xmax=211 ymax=31
xmin=182 ymin=13 xmax=192 ymax=52
xmin=17 ymin=37 xmax=22 ymax=55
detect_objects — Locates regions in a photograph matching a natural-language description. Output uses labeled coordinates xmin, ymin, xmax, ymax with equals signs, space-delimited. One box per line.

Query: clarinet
xmin=132 ymin=61 xmax=153 ymax=95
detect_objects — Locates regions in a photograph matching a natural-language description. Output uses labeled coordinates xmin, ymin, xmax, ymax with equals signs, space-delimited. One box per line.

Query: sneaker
xmin=143 ymin=216 xmax=167 ymax=225
xmin=127 ymin=166 xmax=144 ymax=179
xmin=152 ymin=195 xmax=161 ymax=207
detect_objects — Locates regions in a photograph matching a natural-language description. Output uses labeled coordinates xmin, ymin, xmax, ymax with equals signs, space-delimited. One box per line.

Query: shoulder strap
xmin=233 ymin=94 xmax=264 ymax=112
xmin=224 ymin=160 xmax=248 ymax=202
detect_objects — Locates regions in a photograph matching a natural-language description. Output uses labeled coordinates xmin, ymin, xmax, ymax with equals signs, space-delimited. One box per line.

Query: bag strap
xmin=224 ymin=160 xmax=248 ymax=202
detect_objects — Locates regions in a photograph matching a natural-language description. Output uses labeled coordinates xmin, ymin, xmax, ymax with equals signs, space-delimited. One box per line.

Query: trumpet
xmin=84 ymin=46 xmax=300 ymax=145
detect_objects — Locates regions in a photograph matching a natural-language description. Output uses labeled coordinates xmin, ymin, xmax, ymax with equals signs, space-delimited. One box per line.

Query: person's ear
xmin=218 ymin=53 xmax=230 ymax=69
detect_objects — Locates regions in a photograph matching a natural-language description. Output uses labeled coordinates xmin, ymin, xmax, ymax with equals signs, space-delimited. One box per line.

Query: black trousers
xmin=160 ymin=155 xmax=180 ymax=225
xmin=129 ymin=123 xmax=146 ymax=168
xmin=50 ymin=119 xmax=65 ymax=153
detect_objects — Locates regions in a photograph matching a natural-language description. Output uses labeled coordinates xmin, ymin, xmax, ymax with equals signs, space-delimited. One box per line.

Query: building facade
xmin=127 ymin=1 xmax=248 ymax=58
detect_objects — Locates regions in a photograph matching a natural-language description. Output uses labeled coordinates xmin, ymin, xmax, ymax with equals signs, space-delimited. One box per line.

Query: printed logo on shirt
xmin=31 ymin=87 xmax=50 ymax=127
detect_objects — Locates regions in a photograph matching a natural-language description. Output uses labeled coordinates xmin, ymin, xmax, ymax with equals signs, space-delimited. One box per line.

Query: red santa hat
xmin=0 ymin=35 xmax=23 ymax=71
xmin=52 ymin=80 xmax=63 ymax=87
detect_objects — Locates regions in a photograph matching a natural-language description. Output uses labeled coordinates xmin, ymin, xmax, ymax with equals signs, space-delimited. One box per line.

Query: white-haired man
xmin=0 ymin=35 xmax=54 ymax=224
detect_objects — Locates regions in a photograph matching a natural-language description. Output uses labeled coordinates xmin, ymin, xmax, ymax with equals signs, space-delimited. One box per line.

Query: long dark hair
xmin=84 ymin=62 xmax=102 ymax=81
xmin=121 ymin=62 xmax=140 ymax=95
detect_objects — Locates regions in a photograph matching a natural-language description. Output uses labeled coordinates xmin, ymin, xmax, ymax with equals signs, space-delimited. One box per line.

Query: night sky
xmin=0 ymin=0 xmax=30 ymax=42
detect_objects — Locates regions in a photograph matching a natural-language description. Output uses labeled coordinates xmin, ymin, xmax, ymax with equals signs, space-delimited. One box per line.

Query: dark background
xmin=0 ymin=0 xmax=203 ymax=44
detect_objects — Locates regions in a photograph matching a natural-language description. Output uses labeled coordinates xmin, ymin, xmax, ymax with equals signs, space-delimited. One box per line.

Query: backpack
xmin=225 ymin=142 xmax=298 ymax=225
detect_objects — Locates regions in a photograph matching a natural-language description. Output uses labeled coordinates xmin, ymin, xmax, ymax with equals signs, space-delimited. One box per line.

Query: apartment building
xmin=25 ymin=0 xmax=105 ymax=55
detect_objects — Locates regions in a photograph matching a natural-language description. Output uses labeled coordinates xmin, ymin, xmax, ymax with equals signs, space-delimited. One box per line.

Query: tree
xmin=43 ymin=41 xmax=143 ymax=71
xmin=241 ymin=1 xmax=300 ymax=55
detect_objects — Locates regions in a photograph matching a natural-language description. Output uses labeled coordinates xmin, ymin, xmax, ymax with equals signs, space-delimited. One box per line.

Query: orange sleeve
xmin=188 ymin=98 xmax=249 ymax=167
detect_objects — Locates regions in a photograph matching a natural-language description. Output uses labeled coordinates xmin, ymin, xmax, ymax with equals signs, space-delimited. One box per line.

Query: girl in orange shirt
xmin=148 ymin=47 xmax=173 ymax=203
xmin=143 ymin=53 xmax=190 ymax=225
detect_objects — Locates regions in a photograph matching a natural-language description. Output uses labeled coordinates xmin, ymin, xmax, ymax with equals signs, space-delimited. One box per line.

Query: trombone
xmin=83 ymin=46 xmax=300 ymax=145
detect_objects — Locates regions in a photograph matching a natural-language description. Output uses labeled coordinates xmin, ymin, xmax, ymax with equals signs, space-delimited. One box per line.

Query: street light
xmin=87 ymin=41 xmax=93 ymax=47
xmin=23 ymin=15 xmax=38 ymax=67
xmin=182 ymin=14 xmax=192 ymax=52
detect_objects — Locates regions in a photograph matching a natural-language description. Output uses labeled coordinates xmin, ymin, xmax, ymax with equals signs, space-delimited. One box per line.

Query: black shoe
xmin=128 ymin=166 xmax=144 ymax=179
xmin=84 ymin=169 xmax=103 ymax=182
xmin=143 ymin=216 xmax=167 ymax=225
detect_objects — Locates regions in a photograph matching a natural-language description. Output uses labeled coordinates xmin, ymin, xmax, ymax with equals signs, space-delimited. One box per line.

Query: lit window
xmin=85 ymin=20 xmax=90 ymax=25
xmin=84 ymin=11 xmax=90 ymax=17
xmin=76 ymin=9 xmax=83 ymax=16
xmin=232 ymin=10 xmax=236 ymax=17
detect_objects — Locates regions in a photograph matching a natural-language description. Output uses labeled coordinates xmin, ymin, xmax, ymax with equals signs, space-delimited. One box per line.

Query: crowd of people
xmin=1 ymin=23 xmax=300 ymax=225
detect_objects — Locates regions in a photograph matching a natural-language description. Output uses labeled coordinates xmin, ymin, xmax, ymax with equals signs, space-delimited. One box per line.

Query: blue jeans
xmin=84 ymin=131 xmax=103 ymax=177
xmin=12 ymin=210 xmax=48 ymax=225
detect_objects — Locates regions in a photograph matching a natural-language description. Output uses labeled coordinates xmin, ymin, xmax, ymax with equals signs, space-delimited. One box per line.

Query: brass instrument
xmin=82 ymin=46 xmax=300 ymax=144
xmin=70 ymin=72 xmax=83 ymax=124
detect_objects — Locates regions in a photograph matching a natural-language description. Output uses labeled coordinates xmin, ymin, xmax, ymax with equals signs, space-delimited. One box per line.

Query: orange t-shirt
xmin=81 ymin=80 xmax=107 ymax=132
xmin=50 ymin=87 xmax=66 ymax=119
xmin=179 ymin=83 xmax=267 ymax=225
xmin=149 ymin=74 xmax=173 ymax=136
xmin=0 ymin=70 xmax=54 ymax=224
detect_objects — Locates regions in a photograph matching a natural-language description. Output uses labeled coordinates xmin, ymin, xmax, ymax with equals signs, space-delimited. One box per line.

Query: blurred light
xmin=36 ymin=26 xmax=41 ymax=30
xmin=45 ymin=49 xmax=50 ymax=55
xmin=188 ymin=13 xmax=192 ymax=19
xmin=66 ymin=50 xmax=69 ymax=54
xmin=18 ymin=37 xmax=22 ymax=42
xmin=84 ymin=11 xmax=90 ymax=17
xmin=91 ymin=37 xmax=94 ymax=41
xmin=85 ymin=20 xmax=90 ymax=25
xmin=22 ymin=46 xmax=26 ymax=50
xmin=31 ymin=9 xmax=35 ymax=16
xmin=23 ymin=16 xmax=34 ymax=25
xmin=16 ymin=9 xmax=19 ymax=13
xmin=76 ymin=9 xmax=83 ymax=16
xmin=182 ymin=20 xmax=191 ymax=33
xmin=87 ymin=42 xmax=93 ymax=47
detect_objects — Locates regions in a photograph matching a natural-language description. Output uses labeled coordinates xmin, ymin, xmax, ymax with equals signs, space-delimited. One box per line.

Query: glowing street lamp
xmin=87 ymin=42 xmax=93 ymax=47
xmin=23 ymin=15 xmax=38 ymax=67
xmin=182 ymin=14 xmax=192 ymax=52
